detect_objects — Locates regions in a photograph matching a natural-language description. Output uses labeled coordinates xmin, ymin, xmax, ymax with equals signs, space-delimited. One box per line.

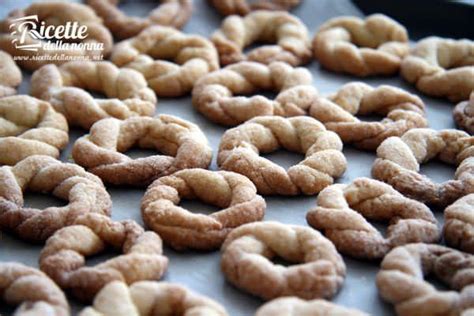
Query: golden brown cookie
xmin=0 ymin=51 xmax=21 ymax=97
xmin=313 ymin=14 xmax=408 ymax=76
xmin=372 ymin=128 xmax=474 ymax=207
xmin=377 ymin=243 xmax=474 ymax=316
xmin=111 ymin=25 xmax=219 ymax=97
xmin=0 ymin=95 xmax=69 ymax=165
xmin=72 ymin=115 xmax=212 ymax=186
xmin=211 ymin=10 xmax=311 ymax=66
xmin=218 ymin=116 xmax=346 ymax=195
xmin=0 ymin=262 xmax=69 ymax=316
xmin=0 ymin=155 xmax=112 ymax=242
xmin=308 ymin=82 xmax=427 ymax=150
xmin=192 ymin=61 xmax=316 ymax=125
xmin=0 ymin=2 xmax=113 ymax=71
xmin=401 ymin=37 xmax=474 ymax=102
xmin=444 ymin=194 xmax=474 ymax=254
xmin=79 ymin=280 xmax=228 ymax=316
xmin=453 ymin=92 xmax=474 ymax=134
xmin=210 ymin=0 xmax=300 ymax=16
xmin=86 ymin=0 xmax=192 ymax=39
xmin=141 ymin=168 xmax=266 ymax=250
xmin=221 ymin=221 xmax=346 ymax=300
xmin=306 ymin=178 xmax=439 ymax=260
xmin=30 ymin=61 xmax=157 ymax=130
xmin=39 ymin=213 xmax=169 ymax=302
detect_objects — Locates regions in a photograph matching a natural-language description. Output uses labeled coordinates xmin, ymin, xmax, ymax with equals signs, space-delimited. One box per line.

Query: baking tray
xmin=0 ymin=0 xmax=459 ymax=315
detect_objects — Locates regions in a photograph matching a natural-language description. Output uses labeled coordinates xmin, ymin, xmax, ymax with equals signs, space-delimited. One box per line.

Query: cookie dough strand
xmin=444 ymin=194 xmax=474 ymax=254
xmin=0 ymin=51 xmax=21 ymax=97
xmin=453 ymin=92 xmax=474 ymax=134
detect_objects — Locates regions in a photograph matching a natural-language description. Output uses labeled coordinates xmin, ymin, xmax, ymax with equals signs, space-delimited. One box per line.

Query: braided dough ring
xmin=218 ymin=116 xmax=346 ymax=195
xmin=211 ymin=10 xmax=311 ymax=66
xmin=454 ymin=92 xmax=474 ymax=134
xmin=372 ymin=128 xmax=474 ymax=207
xmin=308 ymin=82 xmax=427 ymax=150
xmin=72 ymin=115 xmax=212 ymax=186
xmin=444 ymin=194 xmax=474 ymax=254
xmin=256 ymin=297 xmax=368 ymax=316
xmin=312 ymin=14 xmax=408 ymax=77
xmin=0 ymin=51 xmax=21 ymax=97
xmin=30 ymin=61 xmax=157 ymax=130
xmin=210 ymin=0 xmax=300 ymax=16
xmin=306 ymin=178 xmax=440 ymax=260
xmin=39 ymin=213 xmax=169 ymax=302
xmin=0 ymin=155 xmax=112 ymax=242
xmin=111 ymin=25 xmax=219 ymax=97
xmin=377 ymin=243 xmax=474 ymax=316
xmin=0 ymin=262 xmax=69 ymax=316
xmin=141 ymin=168 xmax=266 ymax=250
xmin=86 ymin=0 xmax=192 ymax=39
xmin=0 ymin=96 xmax=68 ymax=165
xmin=401 ymin=37 xmax=474 ymax=102
xmin=192 ymin=61 xmax=316 ymax=125
xmin=79 ymin=280 xmax=228 ymax=316
xmin=221 ymin=221 xmax=346 ymax=300
xmin=0 ymin=2 xmax=113 ymax=71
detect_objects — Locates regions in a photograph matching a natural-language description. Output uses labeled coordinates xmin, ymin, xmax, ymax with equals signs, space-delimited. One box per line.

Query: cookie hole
xmin=123 ymin=148 xmax=163 ymax=159
xmin=23 ymin=193 xmax=68 ymax=209
xmin=180 ymin=199 xmax=221 ymax=215
xmin=84 ymin=250 xmax=116 ymax=267
xmin=270 ymin=255 xmax=293 ymax=267
xmin=425 ymin=274 xmax=450 ymax=291
xmin=419 ymin=161 xmax=456 ymax=185
xmin=115 ymin=0 xmax=158 ymax=21
xmin=261 ymin=150 xmax=305 ymax=170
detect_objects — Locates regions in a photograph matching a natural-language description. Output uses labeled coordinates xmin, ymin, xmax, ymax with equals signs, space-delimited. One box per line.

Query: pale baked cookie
xmin=0 ymin=51 xmax=21 ymax=97
xmin=313 ymin=14 xmax=408 ymax=77
xmin=221 ymin=221 xmax=346 ymax=300
xmin=0 ymin=2 xmax=113 ymax=71
xmin=0 ymin=155 xmax=112 ymax=242
xmin=210 ymin=0 xmax=300 ymax=16
xmin=372 ymin=128 xmax=474 ymax=207
xmin=211 ymin=10 xmax=311 ymax=66
xmin=111 ymin=25 xmax=219 ymax=97
xmin=141 ymin=168 xmax=266 ymax=250
xmin=218 ymin=116 xmax=346 ymax=195
xmin=306 ymin=178 xmax=440 ymax=260
xmin=453 ymin=92 xmax=474 ymax=134
xmin=377 ymin=243 xmax=474 ymax=316
xmin=39 ymin=213 xmax=169 ymax=302
xmin=0 ymin=262 xmax=69 ymax=316
xmin=401 ymin=37 xmax=474 ymax=102
xmin=308 ymin=82 xmax=427 ymax=150
xmin=444 ymin=194 xmax=474 ymax=254
xmin=72 ymin=115 xmax=212 ymax=186
xmin=192 ymin=61 xmax=316 ymax=125
xmin=87 ymin=0 xmax=192 ymax=39
xmin=30 ymin=61 xmax=157 ymax=130
xmin=79 ymin=280 xmax=228 ymax=316
xmin=256 ymin=297 xmax=368 ymax=316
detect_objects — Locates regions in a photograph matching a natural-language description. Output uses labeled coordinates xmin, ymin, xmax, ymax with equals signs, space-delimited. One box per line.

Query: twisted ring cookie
xmin=87 ymin=0 xmax=192 ymax=39
xmin=401 ymin=37 xmax=474 ymax=102
xmin=0 ymin=2 xmax=113 ymax=71
xmin=377 ymin=243 xmax=474 ymax=316
xmin=211 ymin=10 xmax=311 ymax=66
xmin=111 ymin=25 xmax=219 ymax=97
xmin=39 ymin=213 xmax=169 ymax=302
xmin=210 ymin=0 xmax=300 ymax=16
xmin=80 ymin=280 xmax=228 ymax=316
xmin=0 ymin=96 xmax=68 ymax=165
xmin=0 ymin=262 xmax=69 ymax=316
xmin=453 ymin=92 xmax=474 ymax=134
xmin=0 ymin=51 xmax=21 ymax=97
xmin=72 ymin=115 xmax=212 ymax=186
xmin=192 ymin=61 xmax=316 ymax=125
xmin=0 ymin=155 xmax=111 ymax=242
xmin=444 ymin=194 xmax=474 ymax=254
xmin=256 ymin=297 xmax=367 ymax=316
xmin=313 ymin=14 xmax=408 ymax=77
xmin=308 ymin=82 xmax=427 ymax=150
xmin=372 ymin=128 xmax=474 ymax=207
xmin=221 ymin=221 xmax=346 ymax=300
xmin=218 ymin=116 xmax=346 ymax=195
xmin=306 ymin=178 xmax=440 ymax=260
xmin=30 ymin=61 xmax=156 ymax=130
xmin=141 ymin=168 xmax=266 ymax=250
